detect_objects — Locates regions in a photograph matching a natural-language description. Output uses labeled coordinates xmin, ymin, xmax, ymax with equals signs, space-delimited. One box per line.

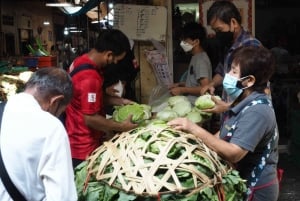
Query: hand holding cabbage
xmin=194 ymin=94 xmax=228 ymax=114
xmin=112 ymin=103 xmax=152 ymax=125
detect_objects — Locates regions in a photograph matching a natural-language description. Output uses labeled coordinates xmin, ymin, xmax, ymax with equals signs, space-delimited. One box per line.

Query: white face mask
xmin=180 ymin=41 xmax=193 ymax=52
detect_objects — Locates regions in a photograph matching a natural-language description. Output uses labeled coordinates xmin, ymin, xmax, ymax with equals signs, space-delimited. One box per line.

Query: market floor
xmin=277 ymin=153 xmax=300 ymax=201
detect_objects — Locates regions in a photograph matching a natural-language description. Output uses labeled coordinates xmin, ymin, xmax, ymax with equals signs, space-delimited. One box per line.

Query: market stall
xmin=0 ymin=61 xmax=33 ymax=102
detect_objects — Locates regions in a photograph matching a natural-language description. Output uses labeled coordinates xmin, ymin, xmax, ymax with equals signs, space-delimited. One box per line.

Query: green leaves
xmin=112 ymin=103 xmax=152 ymax=124
xmin=222 ymin=170 xmax=247 ymax=201
xmin=75 ymin=124 xmax=247 ymax=201
xmin=195 ymin=94 xmax=216 ymax=110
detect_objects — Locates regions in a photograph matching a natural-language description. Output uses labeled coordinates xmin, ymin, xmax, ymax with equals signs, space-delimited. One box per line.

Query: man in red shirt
xmin=65 ymin=29 xmax=138 ymax=168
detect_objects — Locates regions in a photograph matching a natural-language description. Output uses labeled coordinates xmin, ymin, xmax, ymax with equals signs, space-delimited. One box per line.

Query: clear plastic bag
xmin=148 ymin=85 xmax=171 ymax=113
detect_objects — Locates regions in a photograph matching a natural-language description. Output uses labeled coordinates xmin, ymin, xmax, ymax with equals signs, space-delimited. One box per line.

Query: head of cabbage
xmin=112 ymin=103 xmax=152 ymax=124
xmin=195 ymin=94 xmax=221 ymax=110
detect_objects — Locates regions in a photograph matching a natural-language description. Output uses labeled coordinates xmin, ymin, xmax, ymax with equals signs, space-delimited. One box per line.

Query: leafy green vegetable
xmin=195 ymin=94 xmax=215 ymax=110
xmin=156 ymin=109 xmax=178 ymax=122
xmin=168 ymin=95 xmax=189 ymax=106
xmin=186 ymin=111 xmax=202 ymax=123
xmin=75 ymin=122 xmax=247 ymax=201
xmin=172 ymin=101 xmax=192 ymax=117
xmin=112 ymin=103 xmax=152 ymax=124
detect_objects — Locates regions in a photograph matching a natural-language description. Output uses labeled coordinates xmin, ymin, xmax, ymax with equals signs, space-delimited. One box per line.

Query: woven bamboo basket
xmin=78 ymin=122 xmax=237 ymax=200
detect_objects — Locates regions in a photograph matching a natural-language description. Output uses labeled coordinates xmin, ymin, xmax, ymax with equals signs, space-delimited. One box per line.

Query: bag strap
xmin=58 ymin=64 xmax=96 ymax=125
xmin=69 ymin=63 xmax=96 ymax=77
xmin=0 ymin=102 xmax=27 ymax=201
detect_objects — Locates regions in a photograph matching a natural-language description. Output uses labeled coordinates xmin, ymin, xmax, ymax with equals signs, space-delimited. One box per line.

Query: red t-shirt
xmin=65 ymin=54 xmax=104 ymax=160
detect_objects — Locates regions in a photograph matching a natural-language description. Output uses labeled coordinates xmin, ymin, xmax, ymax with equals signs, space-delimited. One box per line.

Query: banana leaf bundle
xmin=75 ymin=121 xmax=246 ymax=201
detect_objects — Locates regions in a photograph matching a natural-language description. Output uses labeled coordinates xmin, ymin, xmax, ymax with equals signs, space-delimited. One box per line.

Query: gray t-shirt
xmin=185 ymin=51 xmax=212 ymax=104
xmin=219 ymin=92 xmax=278 ymax=187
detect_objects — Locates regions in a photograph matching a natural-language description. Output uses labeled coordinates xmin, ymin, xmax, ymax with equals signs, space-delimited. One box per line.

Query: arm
xmin=167 ymin=118 xmax=248 ymax=163
xmin=105 ymin=84 xmax=120 ymax=97
xmin=169 ymin=82 xmax=185 ymax=89
xmin=105 ymin=81 xmax=126 ymax=97
xmin=200 ymin=73 xmax=224 ymax=95
xmin=84 ymin=113 xmax=138 ymax=133
xmin=169 ymin=77 xmax=210 ymax=96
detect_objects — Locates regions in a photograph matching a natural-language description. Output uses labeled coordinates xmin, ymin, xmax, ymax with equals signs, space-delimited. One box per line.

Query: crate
xmin=23 ymin=56 xmax=57 ymax=68
xmin=24 ymin=57 xmax=38 ymax=68
xmin=37 ymin=56 xmax=57 ymax=68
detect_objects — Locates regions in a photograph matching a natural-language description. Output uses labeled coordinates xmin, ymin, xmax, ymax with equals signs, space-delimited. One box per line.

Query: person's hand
xmin=121 ymin=98 xmax=136 ymax=105
xmin=120 ymin=114 xmax=138 ymax=131
xmin=167 ymin=117 xmax=199 ymax=134
xmin=105 ymin=85 xmax=120 ymax=97
xmin=169 ymin=87 xmax=182 ymax=96
xmin=202 ymin=96 xmax=231 ymax=114
xmin=200 ymin=83 xmax=215 ymax=95
xmin=168 ymin=83 xmax=180 ymax=89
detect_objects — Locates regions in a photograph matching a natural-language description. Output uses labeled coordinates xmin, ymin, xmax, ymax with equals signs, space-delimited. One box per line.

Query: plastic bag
xmin=148 ymin=85 xmax=171 ymax=113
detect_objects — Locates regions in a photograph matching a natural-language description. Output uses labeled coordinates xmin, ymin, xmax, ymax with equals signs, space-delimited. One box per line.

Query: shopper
xmin=169 ymin=22 xmax=212 ymax=104
xmin=0 ymin=67 xmax=77 ymax=200
xmin=103 ymin=40 xmax=139 ymax=100
xmin=200 ymin=0 xmax=262 ymax=113
xmin=168 ymin=46 xmax=279 ymax=201
xmin=65 ymin=29 xmax=138 ymax=169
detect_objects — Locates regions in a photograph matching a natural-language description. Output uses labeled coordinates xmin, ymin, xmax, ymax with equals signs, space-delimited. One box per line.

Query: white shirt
xmin=0 ymin=93 xmax=77 ymax=201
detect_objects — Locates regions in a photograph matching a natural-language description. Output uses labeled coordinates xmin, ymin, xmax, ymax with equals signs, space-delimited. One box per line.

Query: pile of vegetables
xmin=75 ymin=121 xmax=247 ymax=201
xmin=155 ymin=95 xmax=220 ymax=124
xmin=0 ymin=71 xmax=32 ymax=102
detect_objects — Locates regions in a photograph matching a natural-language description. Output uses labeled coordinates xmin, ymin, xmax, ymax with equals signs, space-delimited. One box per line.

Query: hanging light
xmin=59 ymin=6 xmax=83 ymax=14
xmin=43 ymin=21 xmax=50 ymax=25
xmin=45 ymin=2 xmax=74 ymax=7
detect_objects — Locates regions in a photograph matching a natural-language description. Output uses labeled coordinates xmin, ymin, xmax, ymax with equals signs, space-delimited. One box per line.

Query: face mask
xmin=223 ymin=73 xmax=249 ymax=101
xmin=215 ymin=31 xmax=234 ymax=48
xmin=180 ymin=41 xmax=193 ymax=52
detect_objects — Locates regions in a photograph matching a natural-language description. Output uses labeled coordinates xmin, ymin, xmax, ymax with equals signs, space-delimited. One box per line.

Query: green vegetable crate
xmin=75 ymin=122 xmax=247 ymax=201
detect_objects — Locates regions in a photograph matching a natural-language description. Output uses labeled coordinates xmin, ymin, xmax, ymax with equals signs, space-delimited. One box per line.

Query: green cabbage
xmin=186 ymin=111 xmax=203 ymax=123
xmin=112 ymin=103 xmax=152 ymax=124
xmin=168 ymin=95 xmax=189 ymax=106
xmin=195 ymin=94 xmax=221 ymax=110
xmin=172 ymin=101 xmax=192 ymax=117
xmin=156 ymin=109 xmax=178 ymax=122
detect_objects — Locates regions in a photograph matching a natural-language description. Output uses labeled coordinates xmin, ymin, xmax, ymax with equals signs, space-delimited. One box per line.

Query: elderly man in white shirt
xmin=0 ymin=67 xmax=77 ymax=201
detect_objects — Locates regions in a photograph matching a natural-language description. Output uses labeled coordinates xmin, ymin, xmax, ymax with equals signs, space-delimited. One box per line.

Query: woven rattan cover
xmin=85 ymin=124 xmax=231 ymax=196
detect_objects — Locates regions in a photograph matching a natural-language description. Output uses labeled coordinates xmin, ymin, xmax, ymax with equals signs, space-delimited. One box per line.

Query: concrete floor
xmin=277 ymin=153 xmax=300 ymax=201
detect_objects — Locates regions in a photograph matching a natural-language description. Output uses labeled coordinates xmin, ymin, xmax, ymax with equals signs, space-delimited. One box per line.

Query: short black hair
xmin=181 ymin=22 xmax=207 ymax=42
xmin=95 ymin=29 xmax=130 ymax=56
xmin=232 ymin=46 xmax=275 ymax=93
xmin=207 ymin=0 xmax=241 ymax=25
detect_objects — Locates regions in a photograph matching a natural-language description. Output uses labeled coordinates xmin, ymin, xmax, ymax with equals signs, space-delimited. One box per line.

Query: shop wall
xmin=1 ymin=0 xmax=54 ymax=57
